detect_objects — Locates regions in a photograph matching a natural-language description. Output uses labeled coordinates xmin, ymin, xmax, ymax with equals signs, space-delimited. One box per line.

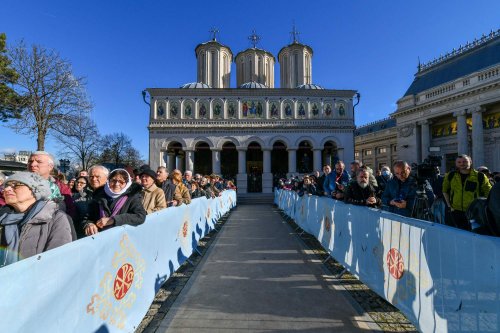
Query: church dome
xmin=239 ymin=81 xmax=268 ymax=89
xmin=180 ymin=82 xmax=212 ymax=89
xmin=296 ymin=83 xmax=324 ymax=90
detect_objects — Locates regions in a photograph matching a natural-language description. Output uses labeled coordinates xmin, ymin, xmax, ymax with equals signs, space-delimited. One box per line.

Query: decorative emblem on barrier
xmin=86 ymin=234 xmax=145 ymax=329
xmin=114 ymin=263 xmax=135 ymax=300
xmin=324 ymin=216 xmax=331 ymax=232
xmin=206 ymin=207 xmax=211 ymax=221
xmin=387 ymin=248 xmax=404 ymax=280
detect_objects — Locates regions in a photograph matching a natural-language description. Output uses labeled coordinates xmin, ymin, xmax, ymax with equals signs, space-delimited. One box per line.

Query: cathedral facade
xmin=146 ymin=32 xmax=357 ymax=193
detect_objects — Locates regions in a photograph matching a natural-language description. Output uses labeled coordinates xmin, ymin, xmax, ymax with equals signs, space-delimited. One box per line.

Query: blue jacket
xmin=323 ymin=170 xmax=350 ymax=195
xmin=381 ymin=176 xmax=420 ymax=217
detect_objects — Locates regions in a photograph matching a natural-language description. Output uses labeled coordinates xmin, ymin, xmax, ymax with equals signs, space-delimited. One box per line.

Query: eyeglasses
xmin=76 ymin=181 xmax=87 ymax=185
xmin=4 ymin=181 xmax=28 ymax=190
xmin=110 ymin=179 xmax=126 ymax=185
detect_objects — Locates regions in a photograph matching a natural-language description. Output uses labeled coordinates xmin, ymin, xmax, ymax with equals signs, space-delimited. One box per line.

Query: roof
xmin=0 ymin=160 xmax=27 ymax=172
xmin=180 ymin=82 xmax=212 ymax=89
xmin=404 ymin=31 xmax=500 ymax=97
xmin=296 ymin=83 xmax=324 ymax=90
xmin=355 ymin=118 xmax=396 ymax=136
xmin=234 ymin=47 xmax=276 ymax=61
xmin=238 ymin=81 xmax=268 ymax=89
xmin=194 ymin=40 xmax=233 ymax=57
xmin=277 ymin=41 xmax=314 ymax=60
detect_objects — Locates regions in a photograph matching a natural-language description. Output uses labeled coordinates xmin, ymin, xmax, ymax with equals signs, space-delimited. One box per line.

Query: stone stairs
xmin=236 ymin=192 xmax=275 ymax=205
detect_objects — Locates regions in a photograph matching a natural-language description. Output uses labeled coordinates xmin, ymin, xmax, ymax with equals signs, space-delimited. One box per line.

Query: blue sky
xmin=1 ymin=0 xmax=499 ymax=164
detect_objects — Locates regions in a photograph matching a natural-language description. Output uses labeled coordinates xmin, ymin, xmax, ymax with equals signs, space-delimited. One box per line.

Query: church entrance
xmin=221 ymin=142 xmax=238 ymax=182
xmin=194 ymin=142 xmax=212 ymax=175
xmin=165 ymin=142 xmax=184 ymax=171
xmin=297 ymin=140 xmax=313 ymax=174
xmin=271 ymin=141 xmax=288 ymax=187
xmin=246 ymin=141 xmax=263 ymax=193
xmin=323 ymin=141 xmax=338 ymax=166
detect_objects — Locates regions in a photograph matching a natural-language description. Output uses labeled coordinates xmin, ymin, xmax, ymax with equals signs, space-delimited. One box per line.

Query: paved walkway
xmin=157 ymin=205 xmax=379 ymax=333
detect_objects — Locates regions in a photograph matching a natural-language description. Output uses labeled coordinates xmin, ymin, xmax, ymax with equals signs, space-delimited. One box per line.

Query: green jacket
xmin=442 ymin=169 xmax=492 ymax=211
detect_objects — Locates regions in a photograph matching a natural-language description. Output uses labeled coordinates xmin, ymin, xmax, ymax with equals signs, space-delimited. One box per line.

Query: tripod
xmin=411 ymin=185 xmax=433 ymax=221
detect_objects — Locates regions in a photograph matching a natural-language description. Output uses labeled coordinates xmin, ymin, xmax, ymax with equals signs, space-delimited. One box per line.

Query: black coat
xmin=86 ymin=183 xmax=146 ymax=230
xmin=344 ymin=182 xmax=381 ymax=207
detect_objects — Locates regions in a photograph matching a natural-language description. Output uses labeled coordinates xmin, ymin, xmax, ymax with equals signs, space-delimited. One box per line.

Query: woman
xmin=190 ymin=181 xmax=206 ymax=199
xmin=171 ymin=169 xmax=191 ymax=205
xmin=68 ymin=178 xmax=76 ymax=193
xmin=83 ymin=169 xmax=146 ymax=236
xmin=0 ymin=172 xmax=73 ymax=267
xmin=140 ymin=168 xmax=166 ymax=214
xmin=226 ymin=180 xmax=237 ymax=190
xmin=72 ymin=176 xmax=93 ymax=237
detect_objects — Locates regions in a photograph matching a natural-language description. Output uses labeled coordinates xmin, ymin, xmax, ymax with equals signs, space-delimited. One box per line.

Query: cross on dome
xmin=209 ymin=27 xmax=219 ymax=41
xmin=290 ymin=23 xmax=300 ymax=43
xmin=248 ymin=30 xmax=261 ymax=48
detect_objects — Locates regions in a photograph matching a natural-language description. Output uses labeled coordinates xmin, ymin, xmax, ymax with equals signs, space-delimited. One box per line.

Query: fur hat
xmin=6 ymin=172 xmax=52 ymax=200
xmin=139 ymin=168 xmax=157 ymax=180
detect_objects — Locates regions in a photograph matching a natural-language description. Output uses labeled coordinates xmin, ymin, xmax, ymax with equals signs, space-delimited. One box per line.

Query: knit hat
xmin=6 ymin=171 xmax=51 ymax=200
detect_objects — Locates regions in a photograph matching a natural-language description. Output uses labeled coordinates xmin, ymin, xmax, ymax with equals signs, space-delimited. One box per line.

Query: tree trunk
xmin=37 ymin=130 xmax=46 ymax=151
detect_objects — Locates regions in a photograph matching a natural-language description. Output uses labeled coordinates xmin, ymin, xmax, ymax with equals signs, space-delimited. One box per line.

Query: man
xmin=193 ymin=173 xmax=202 ymax=184
xmin=324 ymin=161 xmax=350 ymax=200
xmin=443 ymin=154 xmax=492 ymax=230
xmin=0 ymin=172 xmax=5 ymax=206
xmin=88 ymin=165 xmax=109 ymax=190
xmin=183 ymin=170 xmax=193 ymax=191
xmin=27 ymin=151 xmax=75 ymax=217
xmin=488 ymin=182 xmax=500 ymax=234
xmin=382 ymin=160 xmax=433 ymax=217
xmin=376 ymin=166 xmax=392 ymax=196
xmin=140 ymin=168 xmax=167 ymax=214
xmin=350 ymin=160 xmax=378 ymax=189
xmin=157 ymin=166 xmax=179 ymax=206
xmin=316 ymin=164 xmax=331 ymax=196
xmin=344 ymin=169 xmax=380 ymax=207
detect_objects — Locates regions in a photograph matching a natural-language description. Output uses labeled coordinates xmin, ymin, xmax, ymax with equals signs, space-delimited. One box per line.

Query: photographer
xmin=382 ymin=160 xmax=434 ymax=218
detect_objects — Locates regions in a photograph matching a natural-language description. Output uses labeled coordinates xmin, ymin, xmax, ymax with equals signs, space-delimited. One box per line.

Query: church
xmin=146 ymin=30 xmax=358 ymax=193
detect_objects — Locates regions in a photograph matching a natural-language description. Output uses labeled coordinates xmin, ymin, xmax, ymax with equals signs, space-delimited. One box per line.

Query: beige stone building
xmin=354 ymin=118 xmax=398 ymax=171
xmin=394 ymin=30 xmax=500 ymax=172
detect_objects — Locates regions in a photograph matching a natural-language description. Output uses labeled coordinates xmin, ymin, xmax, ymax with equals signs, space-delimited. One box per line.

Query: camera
xmin=414 ymin=155 xmax=442 ymax=183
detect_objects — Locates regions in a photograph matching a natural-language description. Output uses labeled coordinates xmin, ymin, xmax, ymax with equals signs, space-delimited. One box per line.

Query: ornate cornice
xmin=146 ymin=88 xmax=357 ymax=98
xmin=149 ymin=119 xmax=354 ymax=130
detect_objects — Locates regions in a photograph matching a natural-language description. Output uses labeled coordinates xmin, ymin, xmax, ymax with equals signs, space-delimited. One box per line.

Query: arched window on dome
xmin=258 ymin=56 xmax=263 ymax=84
xmin=211 ymin=50 xmax=216 ymax=87
xmin=305 ymin=54 xmax=311 ymax=84
xmin=293 ymin=52 xmax=299 ymax=88
xmin=201 ymin=53 xmax=206 ymax=83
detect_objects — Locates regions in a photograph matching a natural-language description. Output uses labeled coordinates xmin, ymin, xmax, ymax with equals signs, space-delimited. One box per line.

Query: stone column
xmin=262 ymin=148 xmax=273 ymax=193
xmin=419 ymin=120 xmax=430 ymax=162
xmin=471 ymin=106 xmax=485 ymax=167
xmin=288 ymin=149 xmax=297 ymax=175
xmin=236 ymin=148 xmax=247 ymax=193
xmin=175 ymin=154 xmax=184 ymax=172
xmin=185 ymin=150 xmax=194 ymax=172
xmin=454 ymin=110 xmax=468 ymax=155
xmin=211 ymin=149 xmax=221 ymax=174
xmin=167 ymin=152 xmax=176 ymax=172
xmin=313 ymin=149 xmax=322 ymax=172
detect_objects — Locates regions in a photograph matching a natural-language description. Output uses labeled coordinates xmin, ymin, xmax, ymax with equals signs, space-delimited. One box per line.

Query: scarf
xmin=104 ymin=170 xmax=132 ymax=199
xmin=0 ymin=200 xmax=47 ymax=267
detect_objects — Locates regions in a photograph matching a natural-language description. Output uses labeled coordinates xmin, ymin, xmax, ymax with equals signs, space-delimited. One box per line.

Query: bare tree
xmin=0 ymin=33 xmax=23 ymax=122
xmin=99 ymin=132 xmax=143 ymax=168
xmin=54 ymin=112 xmax=101 ymax=171
xmin=7 ymin=41 xmax=92 ymax=150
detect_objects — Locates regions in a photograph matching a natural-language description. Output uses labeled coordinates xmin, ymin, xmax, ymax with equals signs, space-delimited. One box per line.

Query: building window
xmin=379 ymin=147 xmax=387 ymax=154
xmin=355 ymin=152 xmax=359 ymax=157
xmin=365 ymin=150 xmax=372 ymax=156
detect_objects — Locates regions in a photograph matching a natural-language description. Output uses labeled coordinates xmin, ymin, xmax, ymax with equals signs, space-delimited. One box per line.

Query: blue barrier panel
xmin=275 ymin=190 xmax=500 ymax=333
xmin=0 ymin=190 xmax=236 ymax=332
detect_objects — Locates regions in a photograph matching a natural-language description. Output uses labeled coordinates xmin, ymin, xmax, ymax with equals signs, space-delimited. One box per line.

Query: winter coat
xmin=323 ymin=170 xmax=350 ymax=196
xmin=443 ymin=169 xmax=492 ymax=212
xmin=142 ymin=183 xmax=167 ymax=214
xmin=381 ymin=176 xmax=419 ymax=217
xmin=16 ymin=201 xmax=73 ymax=259
xmin=344 ymin=182 xmax=381 ymax=207
xmin=161 ymin=180 xmax=183 ymax=205
xmin=175 ymin=182 xmax=191 ymax=205
xmin=84 ymin=183 xmax=146 ymax=231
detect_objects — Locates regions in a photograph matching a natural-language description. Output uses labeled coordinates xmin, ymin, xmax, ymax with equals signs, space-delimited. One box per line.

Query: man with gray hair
xmin=88 ymin=165 xmax=109 ymax=191
xmin=183 ymin=170 xmax=193 ymax=191
xmin=0 ymin=171 xmax=5 ymax=206
xmin=27 ymin=151 xmax=75 ymax=218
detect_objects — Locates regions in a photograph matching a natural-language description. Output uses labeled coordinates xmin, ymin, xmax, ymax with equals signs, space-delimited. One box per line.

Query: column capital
xmin=470 ymin=105 xmax=486 ymax=114
xmin=286 ymin=148 xmax=297 ymax=152
xmin=184 ymin=148 xmax=195 ymax=152
xmin=210 ymin=148 xmax=222 ymax=152
xmin=312 ymin=148 xmax=323 ymax=151
xmin=453 ymin=109 xmax=467 ymax=117
xmin=236 ymin=147 xmax=247 ymax=151
xmin=418 ymin=119 xmax=432 ymax=126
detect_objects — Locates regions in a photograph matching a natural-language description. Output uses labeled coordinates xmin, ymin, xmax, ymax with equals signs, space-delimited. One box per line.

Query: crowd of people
xmin=278 ymin=155 xmax=500 ymax=236
xmin=0 ymin=151 xmax=236 ymax=267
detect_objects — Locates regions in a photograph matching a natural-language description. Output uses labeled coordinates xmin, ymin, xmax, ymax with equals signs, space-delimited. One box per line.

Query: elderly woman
xmin=140 ymin=168 xmax=167 ymax=214
xmin=83 ymin=169 xmax=146 ymax=236
xmin=171 ymin=169 xmax=191 ymax=205
xmin=0 ymin=172 xmax=73 ymax=266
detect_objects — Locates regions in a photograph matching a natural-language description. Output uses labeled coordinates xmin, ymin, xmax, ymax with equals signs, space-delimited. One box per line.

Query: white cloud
xmin=0 ymin=148 xmax=16 ymax=154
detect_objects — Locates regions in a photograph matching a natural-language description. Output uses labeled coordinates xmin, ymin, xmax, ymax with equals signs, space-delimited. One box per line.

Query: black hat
xmin=140 ymin=168 xmax=157 ymax=180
